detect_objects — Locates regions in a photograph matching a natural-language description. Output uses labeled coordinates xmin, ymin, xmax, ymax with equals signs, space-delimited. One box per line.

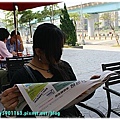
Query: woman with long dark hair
xmin=1 ymin=23 xmax=89 ymax=117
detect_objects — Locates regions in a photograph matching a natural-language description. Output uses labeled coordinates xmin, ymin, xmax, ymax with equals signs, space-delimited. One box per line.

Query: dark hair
xmin=33 ymin=23 xmax=65 ymax=64
xmin=33 ymin=23 xmax=71 ymax=80
xmin=10 ymin=30 xmax=20 ymax=37
xmin=0 ymin=28 xmax=9 ymax=41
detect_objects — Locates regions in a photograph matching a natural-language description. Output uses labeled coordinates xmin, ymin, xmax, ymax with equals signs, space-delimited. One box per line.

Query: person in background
xmin=6 ymin=30 xmax=24 ymax=53
xmin=0 ymin=28 xmax=15 ymax=92
xmin=0 ymin=28 xmax=14 ymax=59
xmin=1 ymin=23 xmax=97 ymax=118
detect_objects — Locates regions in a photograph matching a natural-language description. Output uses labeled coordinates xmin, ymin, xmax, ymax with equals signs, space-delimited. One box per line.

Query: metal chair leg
xmin=77 ymin=102 xmax=106 ymax=118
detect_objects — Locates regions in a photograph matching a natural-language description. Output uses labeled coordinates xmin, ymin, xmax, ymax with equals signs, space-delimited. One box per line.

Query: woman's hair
xmin=33 ymin=23 xmax=65 ymax=64
xmin=33 ymin=23 xmax=72 ymax=80
xmin=0 ymin=28 xmax=9 ymax=41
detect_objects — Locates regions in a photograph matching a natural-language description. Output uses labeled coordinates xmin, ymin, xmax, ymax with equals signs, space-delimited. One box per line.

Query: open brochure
xmin=15 ymin=70 xmax=116 ymax=117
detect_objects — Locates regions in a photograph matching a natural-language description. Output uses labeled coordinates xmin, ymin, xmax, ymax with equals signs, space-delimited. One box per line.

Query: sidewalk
xmin=83 ymin=44 xmax=120 ymax=51
xmin=64 ymin=39 xmax=120 ymax=118
xmin=82 ymin=38 xmax=120 ymax=51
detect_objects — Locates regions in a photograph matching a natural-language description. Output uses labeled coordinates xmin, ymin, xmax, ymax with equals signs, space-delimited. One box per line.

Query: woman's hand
xmin=1 ymin=87 xmax=21 ymax=111
xmin=90 ymin=75 xmax=100 ymax=80
xmin=17 ymin=35 xmax=24 ymax=51
xmin=17 ymin=35 xmax=23 ymax=43
xmin=12 ymin=51 xmax=17 ymax=56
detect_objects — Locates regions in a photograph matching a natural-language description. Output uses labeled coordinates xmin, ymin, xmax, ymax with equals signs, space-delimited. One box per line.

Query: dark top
xmin=9 ymin=60 xmax=82 ymax=117
xmin=10 ymin=60 xmax=76 ymax=86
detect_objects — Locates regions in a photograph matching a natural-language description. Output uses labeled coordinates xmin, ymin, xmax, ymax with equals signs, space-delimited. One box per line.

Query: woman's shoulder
xmin=15 ymin=66 xmax=27 ymax=75
xmin=59 ymin=60 xmax=71 ymax=67
xmin=59 ymin=60 xmax=77 ymax=80
xmin=10 ymin=66 xmax=31 ymax=86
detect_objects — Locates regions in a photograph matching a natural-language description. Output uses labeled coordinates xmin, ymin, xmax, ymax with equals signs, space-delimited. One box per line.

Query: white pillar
xmin=88 ymin=19 xmax=94 ymax=37
xmin=114 ymin=11 xmax=118 ymax=27
xmin=88 ymin=14 xmax=98 ymax=37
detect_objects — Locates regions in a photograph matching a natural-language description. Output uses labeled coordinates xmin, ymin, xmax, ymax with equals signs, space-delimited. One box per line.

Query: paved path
xmin=62 ymin=48 xmax=120 ymax=118
xmin=61 ymin=39 xmax=120 ymax=118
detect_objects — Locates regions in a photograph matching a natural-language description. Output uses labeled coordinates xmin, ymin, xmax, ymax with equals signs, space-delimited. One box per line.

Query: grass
xmin=112 ymin=44 xmax=120 ymax=47
xmin=63 ymin=44 xmax=83 ymax=49
xmin=63 ymin=45 xmax=72 ymax=48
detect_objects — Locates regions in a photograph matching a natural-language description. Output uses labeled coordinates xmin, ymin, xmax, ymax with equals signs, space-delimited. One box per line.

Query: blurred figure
xmin=0 ymin=28 xmax=13 ymax=58
xmin=0 ymin=28 xmax=13 ymax=92
xmin=6 ymin=30 xmax=24 ymax=53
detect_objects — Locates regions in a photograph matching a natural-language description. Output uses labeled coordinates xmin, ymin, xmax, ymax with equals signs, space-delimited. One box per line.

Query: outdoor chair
xmin=6 ymin=56 xmax=33 ymax=82
xmin=76 ymin=89 xmax=106 ymax=117
xmin=102 ymin=62 xmax=120 ymax=117
xmin=6 ymin=57 xmax=24 ymax=82
xmin=0 ymin=56 xmax=33 ymax=93
xmin=0 ymin=57 xmax=24 ymax=93
xmin=0 ymin=60 xmax=7 ymax=70
xmin=77 ymin=102 xmax=105 ymax=117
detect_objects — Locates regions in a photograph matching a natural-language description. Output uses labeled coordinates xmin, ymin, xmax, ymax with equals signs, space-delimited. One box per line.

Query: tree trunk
xmin=110 ymin=23 xmax=119 ymax=45
xmin=113 ymin=30 xmax=119 ymax=45
xmin=29 ymin=20 xmax=32 ymax=38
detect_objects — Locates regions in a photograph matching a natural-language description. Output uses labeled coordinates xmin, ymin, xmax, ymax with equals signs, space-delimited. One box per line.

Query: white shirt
xmin=0 ymin=41 xmax=13 ymax=59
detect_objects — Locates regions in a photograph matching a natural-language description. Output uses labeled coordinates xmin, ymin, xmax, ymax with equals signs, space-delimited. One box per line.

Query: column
xmin=88 ymin=14 xmax=98 ymax=37
xmin=114 ymin=11 xmax=118 ymax=27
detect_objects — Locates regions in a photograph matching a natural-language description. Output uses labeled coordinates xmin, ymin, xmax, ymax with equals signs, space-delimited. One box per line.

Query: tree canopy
xmin=41 ymin=4 xmax=61 ymax=23
xmin=60 ymin=3 xmax=77 ymax=46
xmin=2 ymin=11 xmax=14 ymax=31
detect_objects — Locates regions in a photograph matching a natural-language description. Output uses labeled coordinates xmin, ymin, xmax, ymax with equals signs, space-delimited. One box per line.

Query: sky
xmin=55 ymin=0 xmax=120 ymax=7
xmin=59 ymin=0 xmax=89 ymax=7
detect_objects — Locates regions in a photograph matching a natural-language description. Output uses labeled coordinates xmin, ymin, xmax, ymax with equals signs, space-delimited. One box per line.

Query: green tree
xmin=60 ymin=3 xmax=77 ymax=46
xmin=41 ymin=4 xmax=61 ymax=23
xmin=2 ymin=10 xmax=43 ymax=33
xmin=34 ymin=11 xmax=44 ymax=22
xmin=2 ymin=11 xmax=14 ymax=31
xmin=94 ymin=22 xmax=102 ymax=35
xmin=69 ymin=12 xmax=80 ymax=31
xmin=100 ymin=12 xmax=119 ymax=45
xmin=83 ymin=13 xmax=91 ymax=19
xmin=100 ymin=12 xmax=116 ymax=31
xmin=19 ymin=10 xmax=37 ymax=38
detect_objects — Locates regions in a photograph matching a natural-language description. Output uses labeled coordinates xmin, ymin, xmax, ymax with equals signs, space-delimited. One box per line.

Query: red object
xmin=0 ymin=2 xmax=60 ymax=11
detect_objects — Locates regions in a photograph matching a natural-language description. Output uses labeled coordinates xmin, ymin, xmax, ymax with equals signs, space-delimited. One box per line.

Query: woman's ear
xmin=35 ymin=48 xmax=44 ymax=56
xmin=35 ymin=48 xmax=41 ymax=56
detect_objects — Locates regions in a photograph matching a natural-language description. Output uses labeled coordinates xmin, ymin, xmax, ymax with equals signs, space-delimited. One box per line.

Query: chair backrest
xmin=102 ymin=62 xmax=120 ymax=117
xmin=102 ymin=62 xmax=120 ymax=86
xmin=6 ymin=57 xmax=24 ymax=82
xmin=21 ymin=55 xmax=33 ymax=64
xmin=6 ymin=56 xmax=33 ymax=82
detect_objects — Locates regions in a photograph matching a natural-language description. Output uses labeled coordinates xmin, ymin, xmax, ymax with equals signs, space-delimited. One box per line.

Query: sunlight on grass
xmin=112 ymin=44 xmax=120 ymax=47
